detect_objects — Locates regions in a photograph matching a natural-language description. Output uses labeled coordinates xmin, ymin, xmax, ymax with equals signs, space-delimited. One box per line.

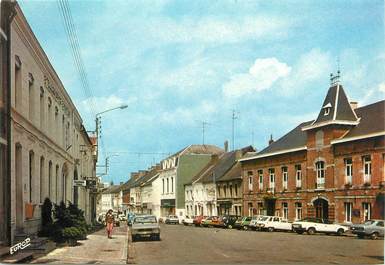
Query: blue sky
xmin=19 ymin=0 xmax=385 ymax=184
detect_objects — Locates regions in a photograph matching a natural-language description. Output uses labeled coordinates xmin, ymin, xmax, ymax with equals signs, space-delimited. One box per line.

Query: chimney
xmin=224 ymin=140 xmax=229 ymax=152
xmin=268 ymin=134 xmax=274 ymax=145
xmin=350 ymin=101 xmax=358 ymax=110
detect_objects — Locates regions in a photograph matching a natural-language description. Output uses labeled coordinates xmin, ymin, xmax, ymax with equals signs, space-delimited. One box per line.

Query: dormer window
xmin=322 ymin=102 xmax=332 ymax=116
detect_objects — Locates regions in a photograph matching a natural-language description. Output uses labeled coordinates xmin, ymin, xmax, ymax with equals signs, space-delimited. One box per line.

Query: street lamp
xmin=95 ymin=104 xmax=128 ymax=156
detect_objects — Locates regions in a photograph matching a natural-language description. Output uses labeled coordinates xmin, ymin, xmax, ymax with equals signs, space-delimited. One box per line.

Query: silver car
xmin=351 ymin=219 xmax=384 ymax=240
xmin=131 ymin=215 xmax=160 ymax=241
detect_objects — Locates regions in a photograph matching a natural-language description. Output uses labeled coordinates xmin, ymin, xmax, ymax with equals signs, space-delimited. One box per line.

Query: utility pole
xmin=202 ymin=121 xmax=209 ymax=145
xmin=231 ymin=109 xmax=238 ymax=151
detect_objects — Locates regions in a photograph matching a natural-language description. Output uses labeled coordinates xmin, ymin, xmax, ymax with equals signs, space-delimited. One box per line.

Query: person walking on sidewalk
xmin=105 ymin=209 xmax=115 ymax=239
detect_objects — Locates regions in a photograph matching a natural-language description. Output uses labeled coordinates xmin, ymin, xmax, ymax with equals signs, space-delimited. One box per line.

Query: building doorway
xmin=265 ymin=198 xmax=276 ymax=216
xmin=73 ymin=168 xmax=78 ymax=206
xmin=314 ymin=198 xmax=328 ymax=220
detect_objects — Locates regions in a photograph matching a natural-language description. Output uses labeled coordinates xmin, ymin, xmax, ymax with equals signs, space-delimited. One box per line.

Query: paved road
xmin=130 ymin=224 xmax=384 ymax=264
xmin=31 ymin=225 xmax=128 ymax=264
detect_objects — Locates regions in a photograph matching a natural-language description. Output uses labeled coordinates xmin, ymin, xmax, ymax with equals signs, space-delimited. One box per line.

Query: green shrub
xmin=62 ymin=227 xmax=82 ymax=240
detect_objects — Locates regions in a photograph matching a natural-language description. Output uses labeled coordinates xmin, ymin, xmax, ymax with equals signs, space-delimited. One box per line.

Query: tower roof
xmin=302 ymin=84 xmax=359 ymax=131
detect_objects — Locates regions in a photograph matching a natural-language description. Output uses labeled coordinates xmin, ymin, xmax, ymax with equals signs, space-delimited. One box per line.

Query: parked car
xmin=292 ymin=217 xmax=349 ymax=235
xmin=351 ymin=219 xmax=384 ymax=240
xmin=201 ymin=216 xmax=220 ymax=227
xmin=131 ymin=215 xmax=160 ymax=241
xmin=234 ymin=216 xmax=252 ymax=230
xmin=165 ymin=215 xmax=179 ymax=224
xmin=221 ymin=215 xmax=239 ymax=229
xmin=182 ymin=216 xmax=195 ymax=226
xmin=118 ymin=214 xmax=127 ymax=222
xmin=256 ymin=216 xmax=292 ymax=232
xmin=193 ymin=215 xmax=207 ymax=227
xmin=112 ymin=212 xmax=121 ymax=227
xmin=248 ymin=215 xmax=264 ymax=230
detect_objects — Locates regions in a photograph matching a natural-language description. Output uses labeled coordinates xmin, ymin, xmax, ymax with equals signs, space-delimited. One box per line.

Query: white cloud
xmin=378 ymin=82 xmax=385 ymax=93
xmin=223 ymin=57 xmax=291 ymax=98
xmin=278 ymin=48 xmax=332 ymax=96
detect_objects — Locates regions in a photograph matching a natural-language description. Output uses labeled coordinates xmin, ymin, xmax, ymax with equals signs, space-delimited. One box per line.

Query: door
xmin=314 ymin=198 xmax=329 ymax=220
xmin=266 ymin=199 xmax=276 ymax=216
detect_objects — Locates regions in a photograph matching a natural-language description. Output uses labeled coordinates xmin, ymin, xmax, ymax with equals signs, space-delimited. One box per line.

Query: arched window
xmin=29 ymin=150 xmax=35 ymax=203
xmin=40 ymin=156 xmax=45 ymax=203
xmin=55 ymin=164 xmax=59 ymax=203
xmin=48 ymin=161 xmax=52 ymax=199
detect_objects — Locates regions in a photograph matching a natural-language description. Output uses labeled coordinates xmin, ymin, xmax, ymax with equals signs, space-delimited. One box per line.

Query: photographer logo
xmin=9 ymin=238 xmax=31 ymax=255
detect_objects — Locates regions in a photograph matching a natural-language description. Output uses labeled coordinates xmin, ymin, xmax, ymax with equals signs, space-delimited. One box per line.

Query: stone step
xmin=0 ymin=251 xmax=33 ymax=264
xmin=26 ymin=241 xmax=56 ymax=254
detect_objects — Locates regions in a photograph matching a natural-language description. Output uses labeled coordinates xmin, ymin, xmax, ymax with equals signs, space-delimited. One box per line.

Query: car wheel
xmin=268 ymin=227 xmax=274 ymax=232
xmin=296 ymin=231 xmax=304 ymax=234
xmin=243 ymin=226 xmax=248 ymax=231
xmin=227 ymin=224 xmax=233 ymax=229
xmin=307 ymin=227 xmax=316 ymax=235
xmin=357 ymin=234 xmax=365 ymax=239
xmin=336 ymin=228 xmax=344 ymax=236
xmin=371 ymin=232 xmax=379 ymax=240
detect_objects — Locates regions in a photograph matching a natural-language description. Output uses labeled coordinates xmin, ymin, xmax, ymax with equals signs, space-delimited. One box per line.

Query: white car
xmin=165 ymin=215 xmax=179 ymax=224
xmin=292 ymin=217 xmax=349 ymax=235
xmin=182 ymin=216 xmax=195 ymax=226
xmin=248 ymin=215 xmax=264 ymax=230
xmin=256 ymin=216 xmax=292 ymax=232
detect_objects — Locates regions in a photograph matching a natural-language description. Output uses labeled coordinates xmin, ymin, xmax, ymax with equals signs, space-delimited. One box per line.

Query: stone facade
xmin=9 ymin=4 xmax=96 ymax=243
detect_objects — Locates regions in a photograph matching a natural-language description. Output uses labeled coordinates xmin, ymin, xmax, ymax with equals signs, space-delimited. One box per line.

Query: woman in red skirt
xmin=105 ymin=209 xmax=114 ymax=239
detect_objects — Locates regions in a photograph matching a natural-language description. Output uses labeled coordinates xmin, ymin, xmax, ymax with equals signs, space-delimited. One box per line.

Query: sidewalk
xmin=31 ymin=225 xmax=128 ymax=264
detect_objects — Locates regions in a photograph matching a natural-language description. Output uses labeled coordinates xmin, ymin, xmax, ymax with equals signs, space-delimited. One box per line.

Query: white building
xmin=9 ymin=4 xmax=96 ymax=242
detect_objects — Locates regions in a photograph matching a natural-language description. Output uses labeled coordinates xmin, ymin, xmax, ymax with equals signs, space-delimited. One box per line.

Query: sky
xmin=19 ymin=0 xmax=385 ymax=184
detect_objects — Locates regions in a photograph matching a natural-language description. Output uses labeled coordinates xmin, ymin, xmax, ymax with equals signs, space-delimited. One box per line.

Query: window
xmin=324 ymin=107 xmax=330 ymax=116
xmin=248 ymin=171 xmax=253 ymax=191
xmin=295 ymin=165 xmax=302 ymax=188
xmin=316 ymin=161 xmax=325 ymax=189
xmin=39 ymin=87 xmax=45 ymax=130
xmin=28 ymin=73 xmax=34 ymax=121
xmin=363 ymin=156 xmax=371 ymax=183
xmin=162 ymin=179 xmax=165 ymax=194
xmin=234 ymin=184 xmax=238 ymax=197
xmin=257 ymin=202 xmax=264 ymax=215
xmin=55 ymin=165 xmax=59 ymax=203
xmin=29 ymin=151 xmax=35 ymax=203
xmin=344 ymin=202 xmax=352 ymax=222
xmin=223 ymin=185 xmax=227 ymax=198
xmin=258 ymin=170 xmax=263 ymax=191
xmin=363 ymin=203 xmax=371 ymax=221
xmin=269 ymin=168 xmax=275 ymax=190
xmin=282 ymin=167 xmax=288 ymax=190
xmin=47 ymin=98 xmax=52 ymax=134
xmin=15 ymin=57 xmax=22 ymax=110
xmin=171 ymin=177 xmax=174 ymax=193
xmin=167 ymin=178 xmax=169 ymax=193
xmin=344 ymin=158 xmax=352 ymax=184
xmin=248 ymin=203 xmax=253 ymax=217
xmin=282 ymin=202 xmax=288 ymax=220
xmin=295 ymin=202 xmax=302 ymax=220
xmin=48 ymin=161 xmax=52 ymax=198
xmin=40 ymin=156 xmax=44 ymax=203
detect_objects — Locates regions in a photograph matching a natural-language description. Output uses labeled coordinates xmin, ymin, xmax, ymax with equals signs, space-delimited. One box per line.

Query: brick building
xmin=240 ymin=78 xmax=384 ymax=224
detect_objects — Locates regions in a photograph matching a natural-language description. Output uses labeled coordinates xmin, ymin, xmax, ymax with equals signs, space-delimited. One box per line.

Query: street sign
xmin=73 ymin=180 xmax=86 ymax=187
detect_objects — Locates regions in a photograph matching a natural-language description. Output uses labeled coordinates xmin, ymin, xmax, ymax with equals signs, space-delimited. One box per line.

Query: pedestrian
xmin=105 ymin=209 xmax=114 ymax=239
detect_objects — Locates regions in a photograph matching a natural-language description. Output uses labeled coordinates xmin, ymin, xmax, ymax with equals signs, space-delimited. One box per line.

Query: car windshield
xmin=364 ymin=220 xmax=376 ymax=225
xmin=260 ymin=216 xmax=269 ymax=221
xmin=134 ymin=216 xmax=157 ymax=223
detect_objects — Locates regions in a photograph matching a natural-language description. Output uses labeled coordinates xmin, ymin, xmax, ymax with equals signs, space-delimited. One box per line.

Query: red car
xmin=193 ymin=215 xmax=207 ymax=227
